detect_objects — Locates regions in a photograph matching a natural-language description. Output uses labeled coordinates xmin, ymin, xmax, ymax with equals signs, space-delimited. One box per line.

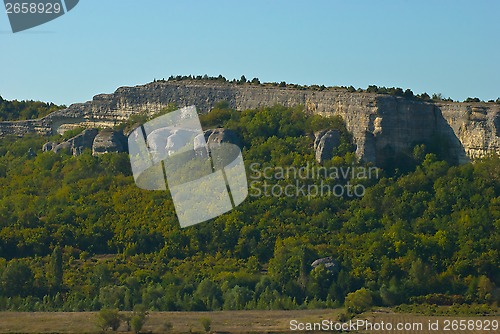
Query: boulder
xmin=92 ymin=130 xmax=127 ymax=155
xmin=204 ymin=128 xmax=242 ymax=148
xmin=311 ymin=257 xmax=338 ymax=271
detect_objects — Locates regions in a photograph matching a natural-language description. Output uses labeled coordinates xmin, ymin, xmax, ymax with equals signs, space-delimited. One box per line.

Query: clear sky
xmin=1 ymin=0 xmax=499 ymax=106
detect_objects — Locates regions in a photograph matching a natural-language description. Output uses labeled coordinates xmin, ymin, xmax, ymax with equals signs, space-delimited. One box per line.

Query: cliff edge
xmin=1 ymin=81 xmax=499 ymax=165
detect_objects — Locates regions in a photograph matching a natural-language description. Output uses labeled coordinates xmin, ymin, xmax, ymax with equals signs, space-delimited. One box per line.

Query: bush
xmin=131 ymin=314 xmax=145 ymax=333
xmin=410 ymin=293 xmax=465 ymax=305
xmin=337 ymin=312 xmax=354 ymax=322
xmin=162 ymin=320 xmax=173 ymax=332
xmin=131 ymin=305 xmax=148 ymax=333
xmin=344 ymin=288 xmax=373 ymax=314
xmin=200 ymin=317 xmax=211 ymax=332
xmin=464 ymin=97 xmax=481 ymax=103
xmin=97 ymin=309 xmax=121 ymax=331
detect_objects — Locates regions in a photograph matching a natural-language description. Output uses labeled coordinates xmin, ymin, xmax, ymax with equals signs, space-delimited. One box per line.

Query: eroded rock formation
xmin=2 ymin=81 xmax=499 ymax=165
xmin=314 ymin=130 xmax=341 ymax=163
xmin=92 ymin=130 xmax=127 ymax=155
xmin=204 ymin=128 xmax=242 ymax=148
xmin=46 ymin=129 xmax=98 ymax=156
xmin=42 ymin=128 xmax=127 ymax=156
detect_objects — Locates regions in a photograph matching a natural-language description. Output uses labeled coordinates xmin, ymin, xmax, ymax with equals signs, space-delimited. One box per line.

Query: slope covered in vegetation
xmin=0 ymin=96 xmax=64 ymax=121
xmin=0 ymin=105 xmax=498 ymax=312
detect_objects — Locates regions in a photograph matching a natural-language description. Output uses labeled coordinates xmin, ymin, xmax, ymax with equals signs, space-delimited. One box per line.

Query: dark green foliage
xmin=97 ymin=309 xmax=121 ymax=331
xmin=0 ymin=261 xmax=34 ymax=297
xmin=250 ymin=77 xmax=260 ymax=85
xmin=194 ymin=279 xmax=222 ymax=310
xmin=465 ymin=97 xmax=481 ymax=103
xmin=199 ymin=104 xmax=236 ymax=129
xmin=50 ymin=246 xmax=63 ymax=292
xmin=364 ymin=85 xmax=444 ymax=102
xmin=0 ymin=96 xmax=64 ymax=121
xmin=432 ymin=93 xmax=443 ymax=101
xmin=418 ymin=92 xmax=431 ymax=101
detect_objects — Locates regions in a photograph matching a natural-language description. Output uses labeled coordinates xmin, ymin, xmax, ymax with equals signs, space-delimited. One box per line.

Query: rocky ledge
xmin=2 ymin=81 xmax=499 ymax=166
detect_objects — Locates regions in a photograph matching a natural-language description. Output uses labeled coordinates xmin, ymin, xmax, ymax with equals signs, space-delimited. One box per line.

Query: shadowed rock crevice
xmin=314 ymin=130 xmax=341 ymax=163
xmin=371 ymin=97 xmax=467 ymax=167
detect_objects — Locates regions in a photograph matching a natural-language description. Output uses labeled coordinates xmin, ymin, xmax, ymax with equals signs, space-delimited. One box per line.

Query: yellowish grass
xmin=0 ymin=309 xmax=498 ymax=333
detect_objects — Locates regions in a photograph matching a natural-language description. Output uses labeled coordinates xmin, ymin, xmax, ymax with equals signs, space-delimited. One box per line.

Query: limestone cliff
xmin=1 ymin=81 xmax=498 ymax=165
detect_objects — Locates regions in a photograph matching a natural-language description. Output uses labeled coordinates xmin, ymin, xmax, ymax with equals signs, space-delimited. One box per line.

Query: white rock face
xmin=1 ymin=81 xmax=499 ymax=165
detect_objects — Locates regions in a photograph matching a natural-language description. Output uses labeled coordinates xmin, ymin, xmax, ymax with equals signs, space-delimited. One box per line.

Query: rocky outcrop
xmin=314 ymin=130 xmax=341 ymax=163
xmin=311 ymin=257 xmax=338 ymax=271
xmin=44 ymin=128 xmax=128 ymax=156
xmin=204 ymin=128 xmax=242 ymax=148
xmin=44 ymin=129 xmax=98 ymax=156
xmin=436 ymin=102 xmax=500 ymax=162
xmin=92 ymin=130 xmax=127 ymax=155
xmin=3 ymin=81 xmax=500 ymax=165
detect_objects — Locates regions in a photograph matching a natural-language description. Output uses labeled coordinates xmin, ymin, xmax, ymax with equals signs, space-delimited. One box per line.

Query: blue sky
xmin=1 ymin=0 xmax=499 ymax=106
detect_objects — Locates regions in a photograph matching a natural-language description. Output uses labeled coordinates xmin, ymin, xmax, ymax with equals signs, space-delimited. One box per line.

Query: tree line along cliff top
xmin=154 ymin=74 xmax=499 ymax=104
xmin=1 ymin=75 xmax=499 ymax=123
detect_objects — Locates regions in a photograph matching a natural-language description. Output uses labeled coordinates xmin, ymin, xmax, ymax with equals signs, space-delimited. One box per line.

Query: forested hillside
xmin=0 ymin=96 xmax=64 ymax=121
xmin=0 ymin=105 xmax=498 ymax=312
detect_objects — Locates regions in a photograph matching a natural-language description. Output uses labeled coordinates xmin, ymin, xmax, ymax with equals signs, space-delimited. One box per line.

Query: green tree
xmin=223 ymin=285 xmax=254 ymax=310
xmin=477 ymin=276 xmax=495 ymax=303
xmin=194 ymin=279 xmax=222 ymax=310
xmin=465 ymin=97 xmax=481 ymax=102
xmin=97 ymin=309 xmax=121 ymax=331
xmin=1 ymin=261 xmax=34 ymax=297
xmin=99 ymin=286 xmax=127 ymax=309
xmin=307 ymin=265 xmax=333 ymax=300
xmin=50 ymin=246 xmax=63 ymax=292
xmin=344 ymin=288 xmax=373 ymax=314
xmin=432 ymin=93 xmax=443 ymax=101
xmin=130 ymin=305 xmax=148 ymax=334
xmin=403 ymin=89 xmax=414 ymax=99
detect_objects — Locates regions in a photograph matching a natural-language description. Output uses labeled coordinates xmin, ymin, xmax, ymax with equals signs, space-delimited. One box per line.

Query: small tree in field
xmin=344 ymin=288 xmax=373 ymax=314
xmin=97 ymin=309 xmax=121 ymax=331
xmin=131 ymin=315 xmax=146 ymax=334
xmin=200 ymin=317 xmax=211 ymax=332
xmin=131 ymin=304 xmax=148 ymax=334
